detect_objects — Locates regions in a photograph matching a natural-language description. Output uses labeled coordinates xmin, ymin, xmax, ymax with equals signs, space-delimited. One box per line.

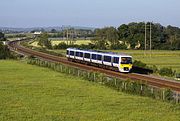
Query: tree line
xmin=93 ymin=22 xmax=180 ymax=50
xmin=35 ymin=22 xmax=180 ymax=50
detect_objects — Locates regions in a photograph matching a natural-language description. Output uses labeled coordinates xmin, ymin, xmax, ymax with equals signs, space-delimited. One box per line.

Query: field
xmin=51 ymin=39 xmax=92 ymax=45
xmin=30 ymin=39 xmax=91 ymax=47
xmin=0 ymin=60 xmax=180 ymax=121
xmin=5 ymin=33 xmax=33 ymax=41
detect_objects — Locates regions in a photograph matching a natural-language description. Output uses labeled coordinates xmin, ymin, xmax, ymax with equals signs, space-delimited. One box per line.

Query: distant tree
xmin=30 ymin=30 xmax=35 ymax=33
xmin=53 ymin=42 xmax=67 ymax=49
xmin=51 ymin=29 xmax=57 ymax=33
xmin=117 ymin=22 xmax=180 ymax=50
xmin=0 ymin=42 xmax=11 ymax=59
xmin=118 ymin=24 xmax=130 ymax=39
xmin=88 ymin=22 xmax=180 ymax=50
xmin=93 ymin=27 xmax=122 ymax=49
xmin=0 ymin=32 xmax=6 ymax=41
xmin=106 ymin=27 xmax=119 ymax=49
xmin=37 ymin=32 xmax=52 ymax=49
xmin=92 ymin=28 xmax=108 ymax=49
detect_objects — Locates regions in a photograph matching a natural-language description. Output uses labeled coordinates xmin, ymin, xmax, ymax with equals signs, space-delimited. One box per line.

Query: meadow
xmin=51 ymin=39 xmax=91 ymax=45
xmin=30 ymin=39 xmax=91 ymax=47
xmin=0 ymin=60 xmax=180 ymax=121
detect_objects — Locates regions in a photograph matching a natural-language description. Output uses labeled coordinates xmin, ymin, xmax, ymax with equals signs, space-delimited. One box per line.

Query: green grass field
xmin=30 ymin=40 xmax=91 ymax=47
xmin=51 ymin=39 xmax=91 ymax=45
xmin=0 ymin=60 xmax=180 ymax=121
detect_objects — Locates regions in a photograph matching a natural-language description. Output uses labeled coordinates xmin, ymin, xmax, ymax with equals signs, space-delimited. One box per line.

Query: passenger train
xmin=66 ymin=48 xmax=133 ymax=73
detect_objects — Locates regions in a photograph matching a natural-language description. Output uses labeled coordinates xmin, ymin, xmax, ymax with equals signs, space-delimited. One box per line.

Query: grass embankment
xmin=0 ymin=60 xmax=180 ymax=121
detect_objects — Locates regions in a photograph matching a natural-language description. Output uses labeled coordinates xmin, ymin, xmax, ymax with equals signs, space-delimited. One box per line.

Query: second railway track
xmin=8 ymin=39 xmax=180 ymax=92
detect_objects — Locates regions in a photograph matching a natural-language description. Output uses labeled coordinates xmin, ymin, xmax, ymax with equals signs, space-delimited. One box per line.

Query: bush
xmin=53 ymin=42 xmax=96 ymax=50
xmin=159 ymin=67 xmax=175 ymax=77
xmin=176 ymin=73 xmax=180 ymax=78
xmin=147 ymin=65 xmax=159 ymax=73
xmin=133 ymin=60 xmax=147 ymax=68
xmin=0 ymin=42 xmax=12 ymax=59
xmin=53 ymin=42 xmax=67 ymax=49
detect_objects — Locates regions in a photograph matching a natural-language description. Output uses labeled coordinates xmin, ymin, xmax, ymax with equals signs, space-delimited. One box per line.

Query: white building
xmin=33 ymin=31 xmax=42 ymax=37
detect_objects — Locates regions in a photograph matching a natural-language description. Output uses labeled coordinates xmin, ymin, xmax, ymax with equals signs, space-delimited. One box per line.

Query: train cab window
xmin=75 ymin=52 xmax=80 ymax=57
xmin=70 ymin=51 xmax=74 ymax=56
xmin=104 ymin=56 xmax=111 ymax=62
xmin=121 ymin=57 xmax=132 ymax=64
xmin=97 ymin=55 xmax=102 ymax=61
xmin=84 ymin=53 xmax=90 ymax=58
xmin=113 ymin=57 xmax=119 ymax=64
xmin=92 ymin=54 xmax=96 ymax=59
xmin=80 ymin=52 xmax=83 ymax=57
xmin=66 ymin=50 xmax=69 ymax=55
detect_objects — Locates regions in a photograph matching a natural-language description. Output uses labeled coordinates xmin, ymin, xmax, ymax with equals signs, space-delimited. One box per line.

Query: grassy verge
xmin=0 ymin=60 xmax=180 ymax=121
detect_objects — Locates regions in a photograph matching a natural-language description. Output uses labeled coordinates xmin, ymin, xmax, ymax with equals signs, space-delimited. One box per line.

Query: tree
xmin=91 ymin=22 xmax=180 ymax=50
xmin=92 ymin=28 xmax=108 ymax=49
xmin=118 ymin=24 xmax=130 ymax=39
xmin=37 ymin=32 xmax=52 ymax=49
xmin=51 ymin=29 xmax=57 ymax=33
xmin=0 ymin=42 xmax=11 ymax=59
xmin=106 ymin=27 xmax=119 ymax=49
xmin=0 ymin=32 xmax=6 ymax=41
xmin=117 ymin=22 xmax=180 ymax=50
xmin=92 ymin=27 xmax=120 ymax=49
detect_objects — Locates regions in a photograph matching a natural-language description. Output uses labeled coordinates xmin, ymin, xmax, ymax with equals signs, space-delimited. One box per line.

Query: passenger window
xmin=80 ymin=52 xmax=83 ymax=57
xmin=113 ymin=57 xmax=119 ymax=64
xmin=85 ymin=53 xmax=90 ymax=58
xmin=92 ymin=54 xmax=96 ymax=59
xmin=75 ymin=52 xmax=80 ymax=56
xmin=70 ymin=51 xmax=74 ymax=56
xmin=104 ymin=56 xmax=111 ymax=62
xmin=97 ymin=55 xmax=102 ymax=61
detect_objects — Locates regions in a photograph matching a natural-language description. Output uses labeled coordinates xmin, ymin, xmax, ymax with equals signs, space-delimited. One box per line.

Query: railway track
xmin=8 ymin=39 xmax=180 ymax=92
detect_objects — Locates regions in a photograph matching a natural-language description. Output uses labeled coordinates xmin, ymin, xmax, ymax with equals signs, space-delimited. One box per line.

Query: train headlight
xmin=124 ymin=67 xmax=129 ymax=71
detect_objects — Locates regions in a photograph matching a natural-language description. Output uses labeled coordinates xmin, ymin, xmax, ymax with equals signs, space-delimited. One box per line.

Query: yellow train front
xmin=66 ymin=48 xmax=133 ymax=73
xmin=118 ymin=56 xmax=133 ymax=72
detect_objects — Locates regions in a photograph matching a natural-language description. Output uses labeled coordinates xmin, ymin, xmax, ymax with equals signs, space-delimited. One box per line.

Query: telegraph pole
xmin=150 ymin=22 xmax=152 ymax=51
xmin=150 ymin=22 xmax=152 ymax=57
xmin=66 ymin=29 xmax=69 ymax=45
xmin=144 ymin=22 xmax=147 ymax=56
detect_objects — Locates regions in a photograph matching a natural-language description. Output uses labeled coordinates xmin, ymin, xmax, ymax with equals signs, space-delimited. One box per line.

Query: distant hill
xmin=0 ymin=26 xmax=96 ymax=33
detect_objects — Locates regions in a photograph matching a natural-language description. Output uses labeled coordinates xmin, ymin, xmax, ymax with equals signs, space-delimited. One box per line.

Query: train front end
xmin=119 ymin=56 xmax=133 ymax=72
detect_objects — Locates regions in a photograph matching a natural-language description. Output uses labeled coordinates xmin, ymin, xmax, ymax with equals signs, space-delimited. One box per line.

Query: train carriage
xmin=66 ymin=48 xmax=132 ymax=73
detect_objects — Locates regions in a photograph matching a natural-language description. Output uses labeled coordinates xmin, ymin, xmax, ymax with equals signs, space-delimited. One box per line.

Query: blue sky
xmin=0 ymin=0 xmax=179 ymax=28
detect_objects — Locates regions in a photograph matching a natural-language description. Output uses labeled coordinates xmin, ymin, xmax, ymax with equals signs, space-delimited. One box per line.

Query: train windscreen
xmin=121 ymin=57 xmax=132 ymax=64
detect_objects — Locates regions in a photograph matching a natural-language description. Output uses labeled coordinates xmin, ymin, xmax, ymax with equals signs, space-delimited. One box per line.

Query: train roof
xmin=67 ymin=48 xmax=132 ymax=57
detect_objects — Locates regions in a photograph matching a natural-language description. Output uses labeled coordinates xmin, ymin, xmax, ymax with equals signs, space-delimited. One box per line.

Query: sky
xmin=0 ymin=0 xmax=180 ymax=28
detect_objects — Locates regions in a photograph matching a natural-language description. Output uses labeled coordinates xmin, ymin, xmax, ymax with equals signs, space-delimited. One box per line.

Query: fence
xmin=27 ymin=58 xmax=180 ymax=104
